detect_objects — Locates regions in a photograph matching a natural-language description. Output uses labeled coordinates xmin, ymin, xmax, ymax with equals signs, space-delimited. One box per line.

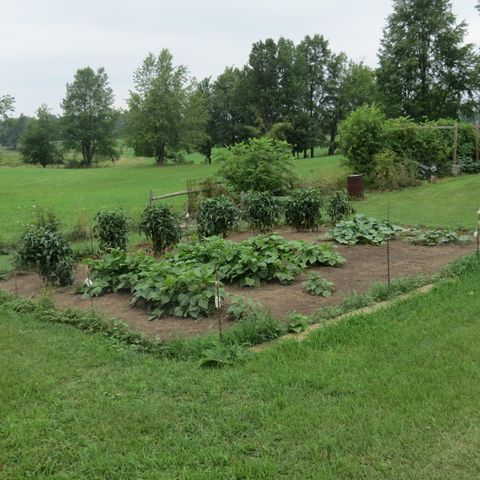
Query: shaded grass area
xmin=356 ymin=174 xmax=480 ymax=229
xmin=1 ymin=263 xmax=480 ymax=478
xmin=0 ymin=154 xmax=347 ymax=242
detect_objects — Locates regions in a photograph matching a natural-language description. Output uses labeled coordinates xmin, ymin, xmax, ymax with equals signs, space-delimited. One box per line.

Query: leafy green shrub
xmin=15 ymin=226 xmax=75 ymax=286
xmin=216 ymin=137 xmax=297 ymax=194
xmin=460 ymin=157 xmax=480 ymax=174
xmin=331 ymin=214 xmax=402 ymax=245
xmin=197 ymin=195 xmax=240 ymax=238
xmin=285 ymin=189 xmax=322 ymax=231
xmin=340 ymin=105 xmax=386 ymax=175
xmin=373 ymin=149 xmax=418 ymax=190
xmin=243 ymin=191 xmax=282 ymax=232
xmin=408 ymin=228 xmax=461 ymax=246
xmin=303 ymin=273 xmax=335 ymax=297
xmin=94 ymin=209 xmax=129 ymax=252
xmin=326 ymin=191 xmax=355 ymax=224
xmin=139 ymin=204 xmax=182 ymax=255
xmin=227 ymin=295 xmax=262 ymax=321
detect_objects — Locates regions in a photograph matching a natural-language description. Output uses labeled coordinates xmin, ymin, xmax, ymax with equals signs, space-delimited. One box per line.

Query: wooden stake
xmin=453 ymin=123 xmax=458 ymax=165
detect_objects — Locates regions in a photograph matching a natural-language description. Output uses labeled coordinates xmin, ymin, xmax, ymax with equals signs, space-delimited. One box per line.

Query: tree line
xmin=1 ymin=0 xmax=479 ymax=167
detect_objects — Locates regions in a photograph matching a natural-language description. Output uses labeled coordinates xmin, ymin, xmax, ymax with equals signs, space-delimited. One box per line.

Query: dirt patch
xmin=1 ymin=238 xmax=474 ymax=340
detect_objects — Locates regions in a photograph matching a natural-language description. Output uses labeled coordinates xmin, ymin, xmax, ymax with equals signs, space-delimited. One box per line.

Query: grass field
xmin=358 ymin=174 xmax=480 ymax=230
xmin=1 ymin=263 xmax=480 ymax=478
xmin=2 ymin=145 xmax=480 ymax=245
xmin=0 ymin=151 xmax=348 ymax=242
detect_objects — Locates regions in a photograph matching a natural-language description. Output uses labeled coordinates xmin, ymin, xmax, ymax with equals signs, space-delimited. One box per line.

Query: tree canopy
xmin=126 ymin=49 xmax=207 ymax=164
xmin=377 ymin=0 xmax=480 ymax=120
xmin=61 ymin=67 xmax=118 ymax=166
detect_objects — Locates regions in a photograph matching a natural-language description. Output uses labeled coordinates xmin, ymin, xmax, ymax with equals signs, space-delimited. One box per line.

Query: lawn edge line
xmin=251 ymin=283 xmax=435 ymax=352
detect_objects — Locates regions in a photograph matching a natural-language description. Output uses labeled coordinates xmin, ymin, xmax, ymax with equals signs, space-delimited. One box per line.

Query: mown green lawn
xmin=1 ymin=266 xmax=480 ymax=479
xmin=356 ymin=174 xmax=480 ymax=230
xmin=0 ymin=154 xmax=347 ymax=242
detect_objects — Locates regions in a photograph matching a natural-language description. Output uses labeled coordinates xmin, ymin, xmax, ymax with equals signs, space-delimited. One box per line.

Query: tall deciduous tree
xmin=127 ymin=49 xmax=207 ymax=165
xmin=20 ymin=105 xmax=63 ymax=167
xmin=324 ymin=60 xmax=378 ymax=155
xmin=0 ymin=95 xmax=14 ymax=119
xmin=377 ymin=0 xmax=480 ymax=120
xmin=296 ymin=35 xmax=334 ymax=157
xmin=61 ymin=67 xmax=117 ymax=166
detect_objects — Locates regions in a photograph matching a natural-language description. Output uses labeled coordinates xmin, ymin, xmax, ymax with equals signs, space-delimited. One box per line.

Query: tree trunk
xmin=310 ymin=145 xmax=314 ymax=158
xmin=156 ymin=143 xmax=165 ymax=165
xmin=328 ymin=122 xmax=338 ymax=156
xmin=303 ymin=149 xmax=307 ymax=159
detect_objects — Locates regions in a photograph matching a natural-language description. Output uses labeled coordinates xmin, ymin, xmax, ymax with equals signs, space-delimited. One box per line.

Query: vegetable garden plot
xmin=0 ymin=232 xmax=475 ymax=340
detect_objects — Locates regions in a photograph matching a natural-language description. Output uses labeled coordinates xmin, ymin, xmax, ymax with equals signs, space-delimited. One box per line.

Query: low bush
xmin=408 ymin=228 xmax=462 ymax=246
xmin=139 ymin=204 xmax=182 ymax=255
xmin=303 ymin=274 xmax=335 ymax=297
xmin=94 ymin=209 xmax=129 ymax=252
xmin=196 ymin=195 xmax=240 ymax=238
xmin=243 ymin=191 xmax=282 ymax=232
xmin=227 ymin=295 xmax=262 ymax=321
xmin=459 ymin=157 xmax=480 ymax=174
xmin=373 ymin=150 xmax=418 ymax=190
xmin=15 ymin=226 xmax=75 ymax=286
xmin=285 ymin=189 xmax=322 ymax=231
xmin=326 ymin=191 xmax=355 ymax=224
xmin=331 ymin=214 xmax=402 ymax=245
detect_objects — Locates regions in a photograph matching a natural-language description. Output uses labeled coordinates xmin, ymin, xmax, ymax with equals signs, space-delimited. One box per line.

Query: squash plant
xmin=331 ymin=215 xmax=402 ymax=245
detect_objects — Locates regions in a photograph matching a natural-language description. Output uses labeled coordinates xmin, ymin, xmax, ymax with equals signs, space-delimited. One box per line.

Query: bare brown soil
xmin=1 ymin=231 xmax=474 ymax=341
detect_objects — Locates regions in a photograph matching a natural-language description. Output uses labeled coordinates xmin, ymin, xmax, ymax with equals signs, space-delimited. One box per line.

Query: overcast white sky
xmin=2 ymin=0 xmax=480 ymax=116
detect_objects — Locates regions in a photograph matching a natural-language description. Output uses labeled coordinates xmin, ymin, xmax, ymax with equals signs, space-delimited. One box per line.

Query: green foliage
xmin=85 ymin=234 xmax=345 ymax=319
xmin=285 ymin=189 xmax=322 ymax=231
xmin=217 ymin=137 xmax=297 ymax=194
xmin=377 ymin=0 xmax=480 ymax=119
xmin=340 ymin=105 xmax=386 ymax=175
xmin=331 ymin=214 xmax=402 ymax=245
xmin=139 ymin=204 xmax=182 ymax=255
xmin=227 ymin=295 xmax=262 ymax=321
xmin=460 ymin=157 xmax=480 ymax=174
xmin=19 ymin=105 xmax=62 ymax=167
xmin=408 ymin=228 xmax=461 ymax=246
xmin=326 ymin=190 xmax=355 ymax=224
xmin=94 ymin=209 xmax=128 ymax=252
xmin=126 ymin=49 xmax=207 ymax=164
xmin=15 ymin=226 xmax=74 ymax=286
xmin=34 ymin=207 xmax=61 ymax=232
xmin=196 ymin=195 xmax=240 ymax=238
xmin=373 ymin=149 xmax=418 ymax=190
xmin=84 ymin=249 xmax=224 ymax=319
xmin=173 ymin=234 xmax=345 ymax=287
xmin=221 ymin=311 xmax=285 ymax=347
xmin=243 ymin=191 xmax=282 ymax=232
xmin=286 ymin=313 xmax=309 ymax=333
xmin=199 ymin=344 xmax=250 ymax=368
xmin=303 ymin=273 xmax=335 ymax=297
xmin=61 ymin=67 xmax=118 ymax=166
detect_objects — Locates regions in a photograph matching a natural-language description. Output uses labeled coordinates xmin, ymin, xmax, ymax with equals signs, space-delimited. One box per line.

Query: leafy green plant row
xmin=84 ymin=234 xmax=345 ymax=319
